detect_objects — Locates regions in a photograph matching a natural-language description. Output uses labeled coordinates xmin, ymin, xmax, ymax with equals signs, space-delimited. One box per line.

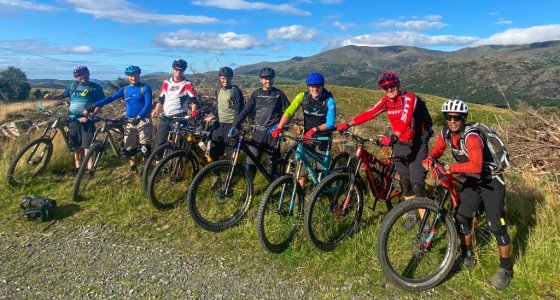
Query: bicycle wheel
xmin=7 ymin=137 xmax=53 ymax=187
xmin=304 ymin=172 xmax=364 ymax=251
xmin=71 ymin=143 xmax=103 ymax=201
xmin=141 ymin=142 xmax=174 ymax=192
xmin=187 ymin=160 xmax=253 ymax=232
xmin=376 ymin=197 xmax=457 ymax=291
xmin=329 ymin=151 xmax=350 ymax=170
xmin=256 ymin=174 xmax=304 ymax=253
xmin=147 ymin=150 xmax=198 ymax=210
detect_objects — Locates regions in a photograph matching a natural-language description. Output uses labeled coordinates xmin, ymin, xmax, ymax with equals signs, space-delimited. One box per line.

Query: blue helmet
xmin=259 ymin=67 xmax=275 ymax=78
xmin=125 ymin=65 xmax=141 ymax=75
xmin=306 ymin=72 xmax=325 ymax=85
xmin=73 ymin=66 xmax=89 ymax=77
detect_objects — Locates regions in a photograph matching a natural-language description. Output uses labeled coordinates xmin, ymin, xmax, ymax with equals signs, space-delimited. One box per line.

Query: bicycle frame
xmin=292 ymin=136 xmax=331 ymax=185
xmin=229 ymin=132 xmax=281 ymax=184
xmin=345 ymin=133 xmax=402 ymax=212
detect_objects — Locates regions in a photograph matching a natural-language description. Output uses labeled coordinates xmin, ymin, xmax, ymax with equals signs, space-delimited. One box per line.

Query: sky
xmin=1 ymin=0 xmax=560 ymax=80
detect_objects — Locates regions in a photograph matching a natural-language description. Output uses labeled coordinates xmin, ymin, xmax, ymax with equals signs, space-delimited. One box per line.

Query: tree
xmin=33 ymin=89 xmax=43 ymax=100
xmin=0 ymin=66 xmax=31 ymax=101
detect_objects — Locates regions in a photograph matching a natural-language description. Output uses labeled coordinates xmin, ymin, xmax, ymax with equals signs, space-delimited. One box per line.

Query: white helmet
xmin=442 ymin=99 xmax=468 ymax=114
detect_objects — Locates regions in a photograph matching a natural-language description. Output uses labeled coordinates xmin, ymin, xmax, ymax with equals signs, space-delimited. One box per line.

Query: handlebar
xmin=278 ymin=133 xmax=329 ymax=145
xmin=36 ymin=104 xmax=63 ymax=119
xmin=340 ymin=131 xmax=380 ymax=145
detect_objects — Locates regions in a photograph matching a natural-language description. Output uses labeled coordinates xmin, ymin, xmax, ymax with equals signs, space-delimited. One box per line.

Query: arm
xmin=346 ymin=98 xmax=386 ymax=127
xmin=138 ymin=84 xmax=152 ymax=117
xmin=233 ymin=87 xmax=245 ymax=116
xmin=93 ymin=87 xmax=124 ymax=108
xmin=323 ymin=97 xmax=336 ymax=131
xmin=232 ymin=92 xmax=256 ymax=129
xmin=448 ymin=133 xmax=484 ymax=174
xmin=427 ymin=132 xmax=447 ymax=159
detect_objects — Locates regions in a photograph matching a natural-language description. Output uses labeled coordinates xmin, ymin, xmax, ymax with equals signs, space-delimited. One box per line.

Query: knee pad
xmin=140 ymin=144 xmax=151 ymax=158
xmin=400 ymin=176 xmax=414 ymax=197
xmin=455 ymin=213 xmax=473 ymax=235
xmin=487 ymin=218 xmax=511 ymax=246
xmin=412 ymin=183 xmax=427 ymax=198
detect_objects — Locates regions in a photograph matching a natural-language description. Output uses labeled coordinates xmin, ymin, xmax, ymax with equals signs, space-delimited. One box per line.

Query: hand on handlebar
xmin=303 ymin=127 xmax=318 ymax=143
xmin=422 ymin=156 xmax=435 ymax=170
xmin=228 ymin=127 xmax=238 ymax=138
xmin=270 ymin=127 xmax=283 ymax=139
xmin=378 ymin=134 xmax=398 ymax=147
xmin=336 ymin=123 xmax=350 ymax=132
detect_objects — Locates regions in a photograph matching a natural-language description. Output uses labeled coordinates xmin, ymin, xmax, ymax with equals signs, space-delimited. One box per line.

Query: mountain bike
xmin=375 ymin=159 xmax=485 ymax=291
xmin=146 ymin=125 xmax=212 ymax=210
xmin=304 ymin=131 xmax=402 ymax=251
xmin=7 ymin=104 xmax=75 ymax=187
xmin=141 ymin=110 xmax=209 ymax=192
xmin=71 ymin=116 xmax=127 ymax=201
xmin=186 ymin=129 xmax=298 ymax=232
xmin=256 ymin=133 xmax=349 ymax=253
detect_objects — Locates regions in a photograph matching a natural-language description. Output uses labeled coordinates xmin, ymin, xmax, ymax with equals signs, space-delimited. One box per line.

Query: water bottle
xmin=198 ymin=141 xmax=207 ymax=153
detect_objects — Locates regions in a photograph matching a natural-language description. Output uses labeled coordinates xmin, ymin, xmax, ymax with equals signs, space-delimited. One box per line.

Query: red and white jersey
xmin=159 ymin=77 xmax=197 ymax=116
xmin=352 ymin=91 xmax=418 ymax=142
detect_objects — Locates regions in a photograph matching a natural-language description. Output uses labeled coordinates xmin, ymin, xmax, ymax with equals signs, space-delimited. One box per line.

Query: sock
xmin=460 ymin=245 xmax=473 ymax=258
xmin=499 ymin=257 xmax=512 ymax=270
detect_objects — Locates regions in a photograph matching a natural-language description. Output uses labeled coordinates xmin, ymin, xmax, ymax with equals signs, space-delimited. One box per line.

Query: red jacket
xmin=429 ymin=130 xmax=484 ymax=174
xmin=352 ymin=91 xmax=418 ymax=143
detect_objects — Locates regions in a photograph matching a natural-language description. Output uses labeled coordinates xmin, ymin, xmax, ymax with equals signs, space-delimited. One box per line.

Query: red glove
xmin=379 ymin=135 xmax=398 ymax=146
xmin=271 ymin=127 xmax=283 ymax=139
xmin=336 ymin=123 xmax=349 ymax=132
xmin=422 ymin=157 xmax=434 ymax=170
xmin=190 ymin=110 xmax=198 ymax=118
xmin=304 ymin=127 xmax=318 ymax=141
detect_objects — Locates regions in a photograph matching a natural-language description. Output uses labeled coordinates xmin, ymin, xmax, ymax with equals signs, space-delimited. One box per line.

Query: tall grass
xmin=0 ymin=90 xmax=557 ymax=298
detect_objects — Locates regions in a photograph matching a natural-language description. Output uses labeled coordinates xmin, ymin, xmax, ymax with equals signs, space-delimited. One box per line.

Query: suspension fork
xmin=419 ymin=186 xmax=450 ymax=249
xmin=223 ymin=137 xmax=243 ymax=193
xmin=339 ymin=159 xmax=363 ymax=212
xmin=285 ymin=160 xmax=303 ymax=212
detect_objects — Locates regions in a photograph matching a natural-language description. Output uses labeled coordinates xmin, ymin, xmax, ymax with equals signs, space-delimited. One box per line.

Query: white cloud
xmin=65 ymin=0 xmax=218 ymax=24
xmin=154 ymin=30 xmax=264 ymax=52
xmin=191 ymin=0 xmax=311 ymax=16
xmin=494 ymin=18 xmax=513 ymax=25
xmin=376 ymin=15 xmax=447 ymax=31
xmin=334 ymin=21 xmax=357 ymax=31
xmin=267 ymin=25 xmax=318 ymax=41
xmin=0 ymin=0 xmax=60 ymax=11
xmin=70 ymin=45 xmax=94 ymax=54
xmin=475 ymin=24 xmax=560 ymax=46
xmin=338 ymin=31 xmax=479 ymax=48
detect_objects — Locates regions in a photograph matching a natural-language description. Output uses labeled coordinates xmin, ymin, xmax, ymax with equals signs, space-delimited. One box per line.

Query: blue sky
xmin=1 ymin=0 xmax=560 ymax=80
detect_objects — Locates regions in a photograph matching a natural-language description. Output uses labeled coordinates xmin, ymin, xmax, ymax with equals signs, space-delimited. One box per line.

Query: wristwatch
xmin=443 ymin=164 xmax=451 ymax=174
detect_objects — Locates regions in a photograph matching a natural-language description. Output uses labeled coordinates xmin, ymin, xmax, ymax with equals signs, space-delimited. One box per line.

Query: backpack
xmin=20 ymin=196 xmax=57 ymax=222
xmin=413 ymin=95 xmax=433 ymax=133
xmin=443 ymin=122 xmax=510 ymax=175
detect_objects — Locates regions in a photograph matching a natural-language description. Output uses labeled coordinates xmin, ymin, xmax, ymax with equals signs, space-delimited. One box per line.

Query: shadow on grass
xmin=55 ymin=203 xmax=81 ymax=220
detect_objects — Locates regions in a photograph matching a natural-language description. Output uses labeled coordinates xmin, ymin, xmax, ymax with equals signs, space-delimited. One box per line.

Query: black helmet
xmin=172 ymin=59 xmax=187 ymax=70
xmin=218 ymin=67 xmax=234 ymax=78
xmin=259 ymin=67 xmax=275 ymax=78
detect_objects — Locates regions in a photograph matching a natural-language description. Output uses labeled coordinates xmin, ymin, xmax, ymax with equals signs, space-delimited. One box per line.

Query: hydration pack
xmin=20 ymin=195 xmax=57 ymax=222
xmin=443 ymin=122 xmax=510 ymax=175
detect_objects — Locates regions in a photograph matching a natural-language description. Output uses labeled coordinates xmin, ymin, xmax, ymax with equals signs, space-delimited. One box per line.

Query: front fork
xmin=223 ymin=137 xmax=243 ymax=196
xmin=335 ymin=159 xmax=362 ymax=217
xmin=419 ymin=186 xmax=449 ymax=250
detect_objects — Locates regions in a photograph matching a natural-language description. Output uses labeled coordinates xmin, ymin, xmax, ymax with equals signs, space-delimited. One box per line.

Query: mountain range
xmin=29 ymin=40 xmax=560 ymax=107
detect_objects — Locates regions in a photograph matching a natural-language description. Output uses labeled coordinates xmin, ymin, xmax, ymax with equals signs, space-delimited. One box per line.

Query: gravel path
xmin=0 ymin=223 xmax=382 ymax=299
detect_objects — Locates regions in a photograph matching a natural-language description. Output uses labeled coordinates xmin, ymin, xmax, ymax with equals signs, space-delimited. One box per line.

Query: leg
xmin=80 ymin=120 xmax=96 ymax=170
xmin=454 ymin=178 xmax=483 ymax=270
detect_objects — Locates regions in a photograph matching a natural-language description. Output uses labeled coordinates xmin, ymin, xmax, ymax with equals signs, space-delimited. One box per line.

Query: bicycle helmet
xmin=442 ymin=99 xmax=469 ymax=115
xmin=377 ymin=71 xmax=400 ymax=87
xmin=125 ymin=65 xmax=141 ymax=75
xmin=218 ymin=67 xmax=234 ymax=78
xmin=259 ymin=67 xmax=275 ymax=78
xmin=306 ymin=72 xmax=325 ymax=85
xmin=73 ymin=66 xmax=89 ymax=77
xmin=172 ymin=59 xmax=187 ymax=70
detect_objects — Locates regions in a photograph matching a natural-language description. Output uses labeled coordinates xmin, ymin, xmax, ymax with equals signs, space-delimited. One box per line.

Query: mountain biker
xmin=336 ymin=71 xmax=433 ymax=228
xmin=271 ymin=72 xmax=336 ymax=187
xmin=209 ymin=67 xmax=244 ymax=161
xmin=43 ymin=66 xmax=105 ymax=173
xmin=228 ymin=67 xmax=290 ymax=180
xmin=87 ymin=65 xmax=153 ymax=174
xmin=421 ymin=99 xmax=513 ymax=290
xmin=151 ymin=59 xmax=199 ymax=149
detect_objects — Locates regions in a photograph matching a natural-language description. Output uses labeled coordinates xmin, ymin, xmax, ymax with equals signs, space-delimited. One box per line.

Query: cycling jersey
xmin=94 ymin=83 xmax=152 ymax=118
xmin=232 ymin=87 xmax=289 ymax=130
xmin=429 ymin=130 xmax=485 ymax=174
xmin=217 ymin=85 xmax=244 ymax=124
xmin=159 ymin=77 xmax=197 ymax=116
xmin=352 ymin=91 xmax=422 ymax=143
xmin=284 ymin=90 xmax=336 ymax=133
xmin=62 ymin=81 xmax=105 ymax=116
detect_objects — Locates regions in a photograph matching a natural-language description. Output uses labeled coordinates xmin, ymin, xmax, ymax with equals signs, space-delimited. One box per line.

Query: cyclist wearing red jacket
xmin=337 ymin=71 xmax=433 ymax=228
xmin=422 ymin=99 xmax=512 ymax=290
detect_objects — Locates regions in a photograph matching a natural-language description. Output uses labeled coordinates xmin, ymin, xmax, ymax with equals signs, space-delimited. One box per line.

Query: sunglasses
xmin=444 ymin=114 xmax=465 ymax=122
xmin=381 ymin=84 xmax=397 ymax=91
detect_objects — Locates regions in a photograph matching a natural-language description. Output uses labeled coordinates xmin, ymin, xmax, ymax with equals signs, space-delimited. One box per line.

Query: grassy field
xmin=0 ymin=85 xmax=558 ymax=298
